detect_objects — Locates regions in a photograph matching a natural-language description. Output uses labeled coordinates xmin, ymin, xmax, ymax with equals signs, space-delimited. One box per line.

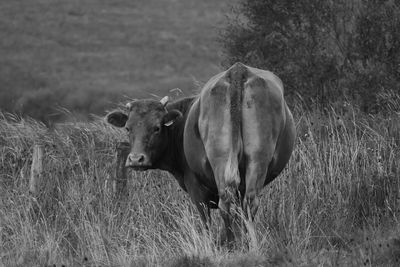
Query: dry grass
xmin=1 ymin=101 xmax=400 ymax=266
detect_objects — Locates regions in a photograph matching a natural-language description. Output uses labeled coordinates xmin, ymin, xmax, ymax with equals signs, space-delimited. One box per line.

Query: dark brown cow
xmin=106 ymin=62 xmax=296 ymax=243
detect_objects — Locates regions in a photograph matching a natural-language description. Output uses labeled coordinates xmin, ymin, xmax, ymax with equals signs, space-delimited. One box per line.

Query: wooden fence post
xmin=114 ymin=142 xmax=130 ymax=197
xmin=29 ymin=143 xmax=44 ymax=195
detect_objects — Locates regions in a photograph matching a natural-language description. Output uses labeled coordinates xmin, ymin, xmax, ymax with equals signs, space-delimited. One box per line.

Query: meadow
xmin=1 ymin=98 xmax=399 ymax=266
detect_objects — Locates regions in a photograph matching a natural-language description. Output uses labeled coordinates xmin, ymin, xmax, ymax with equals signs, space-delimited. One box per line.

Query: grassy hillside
xmin=1 ymin=101 xmax=400 ymax=266
xmin=0 ymin=0 xmax=231 ymax=122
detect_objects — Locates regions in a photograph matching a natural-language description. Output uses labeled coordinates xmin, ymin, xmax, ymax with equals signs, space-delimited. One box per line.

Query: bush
xmin=221 ymin=0 xmax=400 ymax=112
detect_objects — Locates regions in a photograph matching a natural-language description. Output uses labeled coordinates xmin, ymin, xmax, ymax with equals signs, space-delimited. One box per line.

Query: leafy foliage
xmin=221 ymin=0 xmax=400 ymax=112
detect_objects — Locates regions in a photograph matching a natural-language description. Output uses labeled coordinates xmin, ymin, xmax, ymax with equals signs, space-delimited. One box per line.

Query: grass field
xmin=0 ymin=0 xmax=231 ymax=121
xmin=1 ymin=100 xmax=400 ymax=266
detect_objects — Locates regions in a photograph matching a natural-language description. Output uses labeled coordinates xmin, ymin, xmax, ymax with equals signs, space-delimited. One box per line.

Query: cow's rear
xmin=197 ymin=62 xmax=295 ymax=242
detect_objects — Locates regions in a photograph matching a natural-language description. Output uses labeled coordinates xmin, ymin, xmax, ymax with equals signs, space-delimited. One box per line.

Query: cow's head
xmin=106 ymin=96 xmax=182 ymax=170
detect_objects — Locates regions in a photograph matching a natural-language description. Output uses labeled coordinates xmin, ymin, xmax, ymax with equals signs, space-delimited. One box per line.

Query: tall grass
xmin=1 ymin=101 xmax=399 ymax=266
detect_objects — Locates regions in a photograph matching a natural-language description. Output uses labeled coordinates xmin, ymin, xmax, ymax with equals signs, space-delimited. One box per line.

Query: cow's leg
xmin=204 ymin=139 xmax=241 ymax=245
xmin=217 ymin=169 xmax=238 ymax=245
xmin=184 ymin=172 xmax=212 ymax=229
xmin=242 ymin=160 xmax=270 ymax=221
xmin=241 ymin=158 xmax=271 ymax=250
xmin=195 ymin=201 xmax=211 ymax=230
xmin=185 ymin=167 xmax=237 ymax=246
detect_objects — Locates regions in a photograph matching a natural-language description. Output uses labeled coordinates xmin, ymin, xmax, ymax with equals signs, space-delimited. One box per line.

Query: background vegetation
xmin=2 ymin=0 xmax=399 ymax=121
xmin=222 ymin=0 xmax=400 ymax=112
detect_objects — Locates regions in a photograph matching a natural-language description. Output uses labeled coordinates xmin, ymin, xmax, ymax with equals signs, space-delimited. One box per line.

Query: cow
xmin=105 ymin=62 xmax=296 ymax=244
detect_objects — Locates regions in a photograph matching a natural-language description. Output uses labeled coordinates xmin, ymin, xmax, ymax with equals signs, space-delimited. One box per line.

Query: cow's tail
xmin=223 ymin=62 xmax=247 ymax=191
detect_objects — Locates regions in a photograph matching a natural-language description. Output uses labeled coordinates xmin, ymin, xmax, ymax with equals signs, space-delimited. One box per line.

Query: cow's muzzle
xmin=125 ymin=152 xmax=151 ymax=169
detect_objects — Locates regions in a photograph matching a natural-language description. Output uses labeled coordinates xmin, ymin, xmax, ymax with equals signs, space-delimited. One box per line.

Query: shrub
xmin=221 ymin=0 xmax=400 ymax=112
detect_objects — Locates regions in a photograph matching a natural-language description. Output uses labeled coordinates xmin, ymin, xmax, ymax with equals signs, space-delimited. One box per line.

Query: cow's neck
xmin=157 ymin=120 xmax=186 ymax=178
xmin=154 ymin=96 xmax=197 ymax=180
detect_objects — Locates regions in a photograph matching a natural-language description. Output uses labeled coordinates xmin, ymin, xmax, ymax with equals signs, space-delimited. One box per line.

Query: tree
xmin=221 ymin=0 xmax=400 ymax=112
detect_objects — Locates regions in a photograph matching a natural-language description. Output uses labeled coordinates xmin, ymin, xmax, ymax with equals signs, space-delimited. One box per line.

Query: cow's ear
xmin=105 ymin=111 xmax=128 ymax=128
xmin=163 ymin=110 xmax=182 ymax=127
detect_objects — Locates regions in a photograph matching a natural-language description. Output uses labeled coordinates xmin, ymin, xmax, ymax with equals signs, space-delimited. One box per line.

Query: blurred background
xmin=1 ymin=0 xmax=399 ymax=124
xmin=0 ymin=0 xmax=231 ymax=123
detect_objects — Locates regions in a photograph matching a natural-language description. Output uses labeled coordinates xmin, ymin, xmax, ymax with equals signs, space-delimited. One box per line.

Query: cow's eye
xmin=153 ymin=126 xmax=160 ymax=133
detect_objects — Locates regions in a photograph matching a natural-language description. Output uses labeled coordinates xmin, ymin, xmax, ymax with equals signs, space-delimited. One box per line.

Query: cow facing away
xmin=106 ymin=63 xmax=296 ymax=244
